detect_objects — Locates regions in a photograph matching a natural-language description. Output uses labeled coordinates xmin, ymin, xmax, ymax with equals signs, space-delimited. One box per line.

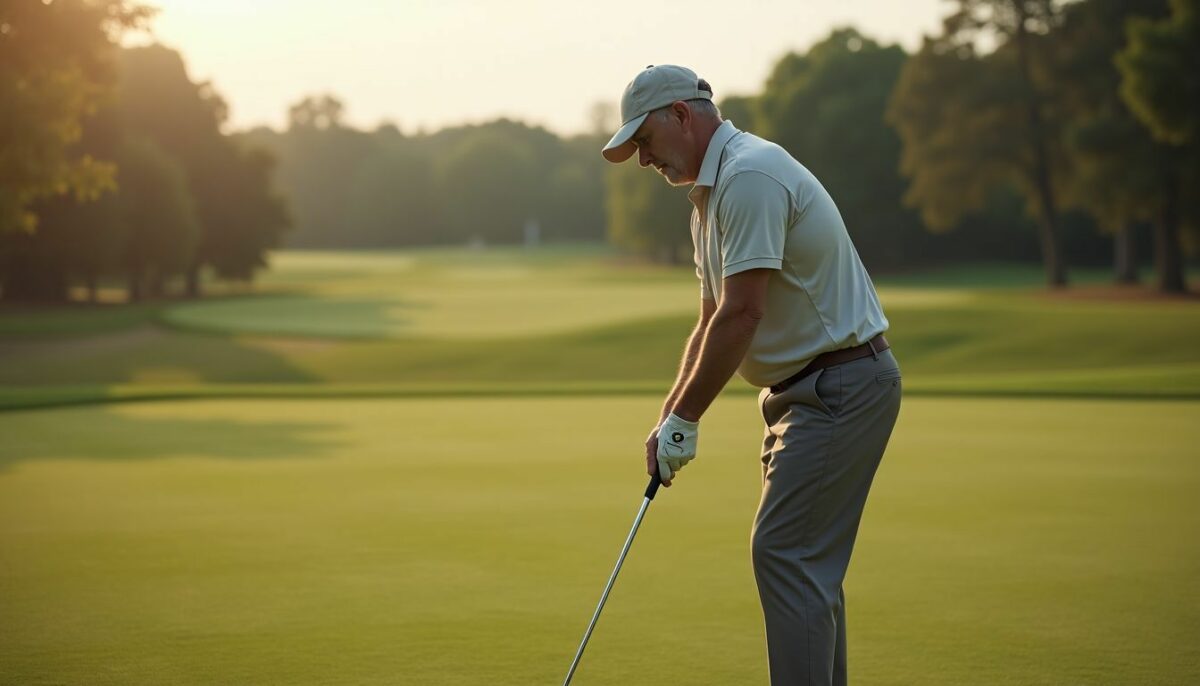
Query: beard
xmin=654 ymin=150 xmax=690 ymax=186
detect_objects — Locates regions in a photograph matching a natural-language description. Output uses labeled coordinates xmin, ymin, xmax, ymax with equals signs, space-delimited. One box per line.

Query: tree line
xmin=613 ymin=0 xmax=1198 ymax=291
xmin=230 ymin=0 xmax=1200 ymax=292
xmin=241 ymin=98 xmax=605 ymax=250
xmin=2 ymin=0 xmax=1196 ymax=303
xmin=886 ymin=0 xmax=1198 ymax=290
xmin=0 ymin=1 xmax=289 ymax=302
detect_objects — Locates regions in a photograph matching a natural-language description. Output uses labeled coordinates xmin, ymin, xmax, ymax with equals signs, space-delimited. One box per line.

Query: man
xmin=601 ymin=65 xmax=902 ymax=686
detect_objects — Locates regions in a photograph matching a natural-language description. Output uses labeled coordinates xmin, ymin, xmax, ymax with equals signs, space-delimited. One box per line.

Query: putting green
xmin=2 ymin=395 xmax=1197 ymax=685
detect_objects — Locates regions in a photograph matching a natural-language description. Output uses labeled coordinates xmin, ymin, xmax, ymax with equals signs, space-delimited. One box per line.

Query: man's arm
xmin=660 ymin=297 xmax=717 ymax=423
xmin=645 ymin=297 xmax=716 ymax=483
xmin=671 ymin=268 xmax=772 ymax=421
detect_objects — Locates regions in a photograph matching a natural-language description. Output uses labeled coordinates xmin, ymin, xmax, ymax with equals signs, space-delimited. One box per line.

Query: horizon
xmin=125 ymin=0 xmax=950 ymax=136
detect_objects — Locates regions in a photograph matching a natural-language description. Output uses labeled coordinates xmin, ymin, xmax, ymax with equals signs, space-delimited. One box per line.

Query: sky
xmin=126 ymin=0 xmax=951 ymax=137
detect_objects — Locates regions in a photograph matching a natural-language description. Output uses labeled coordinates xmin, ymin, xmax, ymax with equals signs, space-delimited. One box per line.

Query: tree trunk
xmin=85 ymin=271 xmax=99 ymax=303
xmin=147 ymin=271 xmax=166 ymax=300
xmin=185 ymin=262 xmax=202 ymax=298
xmin=1014 ymin=2 xmax=1068 ymax=289
xmin=1156 ymin=158 xmax=1187 ymax=293
xmin=0 ymin=260 xmax=69 ymax=303
xmin=127 ymin=270 xmax=142 ymax=303
xmin=1114 ymin=223 xmax=1139 ymax=285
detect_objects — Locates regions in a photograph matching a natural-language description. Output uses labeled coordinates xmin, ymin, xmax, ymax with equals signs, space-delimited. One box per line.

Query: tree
xmin=1054 ymin=0 xmax=1174 ymax=287
xmin=889 ymin=0 xmax=1072 ymax=287
xmin=192 ymin=140 xmax=291 ymax=287
xmin=288 ymin=94 xmax=345 ymax=131
xmin=605 ymin=161 xmax=693 ymax=263
xmin=1117 ymin=0 xmax=1200 ymax=292
xmin=247 ymin=95 xmax=374 ymax=248
xmin=0 ymin=79 xmax=127 ymax=303
xmin=345 ymin=139 xmax=438 ymax=247
xmin=756 ymin=29 xmax=923 ymax=271
xmin=436 ymin=128 xmax=537 ymax=244
xmin=116 ymin=44 xmax=289 ymax=294
xmin=541 ymin=134 xmax=607 ymax=242
xmin=114 ymin=137 xmax=199 ymax=301
xmin=0 ymin=0 xmax=151 ymax=234
xmin=717 ymin=94 xmax=761 ymax=134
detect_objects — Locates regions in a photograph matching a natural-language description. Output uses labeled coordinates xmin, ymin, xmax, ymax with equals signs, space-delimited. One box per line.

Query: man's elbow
xmin=721 ymin=299 xmax=766 ymax=327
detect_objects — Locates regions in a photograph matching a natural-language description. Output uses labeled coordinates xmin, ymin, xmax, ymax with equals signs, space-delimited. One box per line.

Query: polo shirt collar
xmin=692 ymin=119 xmax=740 ymax=190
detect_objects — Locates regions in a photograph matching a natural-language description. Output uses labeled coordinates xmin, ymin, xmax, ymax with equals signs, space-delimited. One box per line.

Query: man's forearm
xmin=671 ymin=306 xmax=761 ymax=421
xmin=660 ymin=319 xmax=708 ymax=422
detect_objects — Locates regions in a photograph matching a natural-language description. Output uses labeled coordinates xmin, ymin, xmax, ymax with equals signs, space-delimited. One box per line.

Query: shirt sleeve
xmin=714 ymin=171 xmax=790 ymax=278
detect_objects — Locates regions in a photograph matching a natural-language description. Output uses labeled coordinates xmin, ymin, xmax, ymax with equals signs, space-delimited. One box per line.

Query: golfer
xmin=601 ymin=65 xmax=902 ymax=686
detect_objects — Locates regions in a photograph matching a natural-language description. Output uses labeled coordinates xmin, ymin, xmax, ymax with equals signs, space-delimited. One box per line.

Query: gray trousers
xmin=753 ymin=349 xmax=901 ymax=686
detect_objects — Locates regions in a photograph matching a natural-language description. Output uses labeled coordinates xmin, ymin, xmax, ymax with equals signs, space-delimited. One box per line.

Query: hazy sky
xmin=127 ymin=0 xmax=950 ymax=136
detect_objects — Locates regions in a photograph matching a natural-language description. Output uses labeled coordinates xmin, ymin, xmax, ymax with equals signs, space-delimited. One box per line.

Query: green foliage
xmin=1 ymin=42 xmax=291 ymax=302
xmin=887 ymin=43 xmax=1023 ymax=231
xmin=755 ymin=28 xmax=922 ymax=270
xmin=115 ymin=45 xmax=226 ymax=156
xmin=540 ymin=134 xmax=607 ymax=243
xmin=256 ymin=116 xmax=607 ymax=249
xmin=716 ymin=94 xmax=761 ymax=133
xmin=117 ymin=45 xmax=286 ymax=291
xmin=1118 ymin=0 xmax=1200 ymax=145
xmin=0 ymin=189 xmax=124 ymax=302
xmin=345 ymin=139 xmax=438 ymax=247
xmin=1054 ymin=0 xmax=1170 ymax=228
xmin=199 ymin=141 xmax=292 ymax=280
xmin=114 ymin=136 xmax=199 ymax=299
xmin=0 ymin=0 xmax=151 ymax=233
xmin=1052 ymin=0 xmax=1185 ymax=288
xmin=250 ymin=123 xmax=373 ymax=248
xmin=1111 ymin=0 xmax=1200 ymax=289
xmin=605 ymin=159 xmax=693 ymax=263
xmin=436 ymin=127 xmax=538 ymax=244
xmin=287 ymin=94 xmax=345 ymax=131
xmin=889 ymin=0 xmax=1072 ymax=286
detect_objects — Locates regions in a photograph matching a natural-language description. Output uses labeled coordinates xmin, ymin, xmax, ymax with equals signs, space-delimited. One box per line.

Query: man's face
xmin=631 ymin=105 xmax=696 ymax=186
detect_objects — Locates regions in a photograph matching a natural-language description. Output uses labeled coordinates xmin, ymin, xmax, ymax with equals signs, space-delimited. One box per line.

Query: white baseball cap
xmin=601 ymin=64 xmax=714 ymax=163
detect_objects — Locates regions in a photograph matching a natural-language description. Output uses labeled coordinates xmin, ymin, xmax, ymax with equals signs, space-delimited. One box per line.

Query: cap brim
xmin=601 ymin=113 xmax=648 ymax=163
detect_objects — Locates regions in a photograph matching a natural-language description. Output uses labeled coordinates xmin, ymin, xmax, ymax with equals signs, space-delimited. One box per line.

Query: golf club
xmin=561 ymin=473 xmax=663 ymax=686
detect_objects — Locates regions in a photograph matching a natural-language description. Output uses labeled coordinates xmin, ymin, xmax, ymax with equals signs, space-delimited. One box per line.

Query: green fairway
xmin=2 ymin=395 xmax=1197 ymax=685
xmin=158 ymin=249 xmax=973 ymax=340
xmin=162 ymin=250 xmax=701 ymax=339
xmin=1 ymin=248 xmax=1199 ymax=409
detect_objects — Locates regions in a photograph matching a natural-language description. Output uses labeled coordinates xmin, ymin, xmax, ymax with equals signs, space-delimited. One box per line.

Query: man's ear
xmin=673 ymin=100 xmax=692 ymax=132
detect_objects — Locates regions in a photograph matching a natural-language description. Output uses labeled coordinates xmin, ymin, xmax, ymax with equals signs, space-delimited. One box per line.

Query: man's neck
xmin=694 ymin=118 xmax=722 ymax=163
xmin=689 ymin=118 xmax=725 ymax=186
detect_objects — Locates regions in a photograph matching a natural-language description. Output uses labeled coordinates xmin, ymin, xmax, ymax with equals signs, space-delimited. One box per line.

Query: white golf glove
xmin=656 ymin=413 xmax=699 ymax=482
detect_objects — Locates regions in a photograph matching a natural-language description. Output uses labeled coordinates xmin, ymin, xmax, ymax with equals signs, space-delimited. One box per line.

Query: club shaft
xmin=561 ymin=495 xmax=653 ymax=686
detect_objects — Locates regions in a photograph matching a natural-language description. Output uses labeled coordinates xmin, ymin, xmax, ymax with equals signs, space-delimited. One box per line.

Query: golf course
xmin=2 ymin=247 xmax=1198 ymax=684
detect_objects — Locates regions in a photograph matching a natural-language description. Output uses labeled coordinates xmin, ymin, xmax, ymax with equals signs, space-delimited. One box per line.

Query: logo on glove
xmin=672 ymin=432 xmax=684 ymax=443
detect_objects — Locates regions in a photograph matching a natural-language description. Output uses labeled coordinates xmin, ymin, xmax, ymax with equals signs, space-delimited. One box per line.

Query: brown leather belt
xmin=769 ymin=334 xmax=890 ymax=394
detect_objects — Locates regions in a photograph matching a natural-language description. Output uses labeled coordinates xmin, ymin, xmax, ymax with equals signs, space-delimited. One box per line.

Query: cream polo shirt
xmin=687 ymin=120 xmax=889 ymax=388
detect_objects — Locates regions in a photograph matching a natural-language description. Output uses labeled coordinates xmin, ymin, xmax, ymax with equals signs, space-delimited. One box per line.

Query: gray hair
xmin=653 ymin=98 xmax=722 ymax=123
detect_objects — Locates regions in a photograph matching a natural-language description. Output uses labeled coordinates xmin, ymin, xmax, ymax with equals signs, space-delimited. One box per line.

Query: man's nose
xmin=638 ymin=147 xmax=652 ymax=168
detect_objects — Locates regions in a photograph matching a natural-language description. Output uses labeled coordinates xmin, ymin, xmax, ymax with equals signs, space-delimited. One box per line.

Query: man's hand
xmin=655 ymin=413 xmax=699 ymax=484
xmin=644 ymin=424 xmax=666 ymax=486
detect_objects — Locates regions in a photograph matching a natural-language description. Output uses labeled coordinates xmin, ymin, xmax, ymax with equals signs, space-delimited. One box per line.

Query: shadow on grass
xmin=0 ymin=405 xmax=345 ymax=470
xmin=0 ymin=325 xmax=323 ymax=385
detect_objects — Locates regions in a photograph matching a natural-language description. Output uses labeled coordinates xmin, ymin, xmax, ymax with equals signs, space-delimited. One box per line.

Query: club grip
xmin=644 ymin=473 xmax=662 ymax=500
